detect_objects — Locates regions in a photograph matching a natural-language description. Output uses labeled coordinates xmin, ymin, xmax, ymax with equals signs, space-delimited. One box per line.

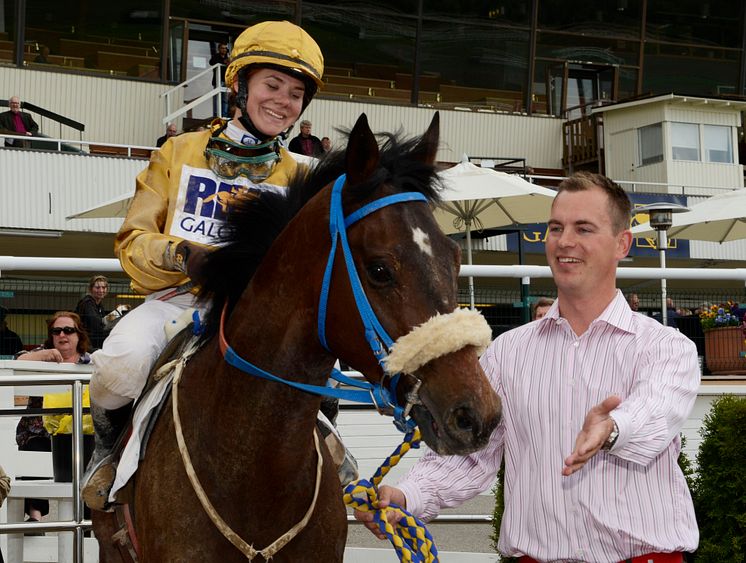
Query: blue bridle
xmin=219 ymin=174 xmax=428 ymax=432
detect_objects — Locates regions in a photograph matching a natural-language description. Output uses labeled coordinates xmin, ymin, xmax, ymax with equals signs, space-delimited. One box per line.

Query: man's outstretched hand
xmin=563 ymin=395 xmax=621 ymax=476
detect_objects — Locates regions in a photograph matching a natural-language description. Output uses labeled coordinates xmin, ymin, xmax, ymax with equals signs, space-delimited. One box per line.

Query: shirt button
xmin=573 ymin=341 xmax=579 ymax=347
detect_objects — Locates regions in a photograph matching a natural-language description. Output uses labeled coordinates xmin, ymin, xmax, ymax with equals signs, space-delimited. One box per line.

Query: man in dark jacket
xmin=0 ymin=96 xmax=39 ymax=147
xmin=288 ymin=119 xmax=324 ymax=157
xmin=0 ymin=306 xmax=23 ymax=357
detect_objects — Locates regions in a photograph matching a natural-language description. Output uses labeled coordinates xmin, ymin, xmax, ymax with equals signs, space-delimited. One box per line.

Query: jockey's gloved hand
xmin=172 ymin=240 xmax=210 ymax=280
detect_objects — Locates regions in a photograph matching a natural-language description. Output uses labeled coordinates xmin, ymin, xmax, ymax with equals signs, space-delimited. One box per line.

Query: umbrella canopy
xmin=66 ymin=192 xmax=133 ymax=220
xmin=433 ymin=162 xmax=557 ymax=309
xmin=630 ymin=188 xmax=746 ymax=243
xmin=435 ymin=162 xmax=557 ymax=234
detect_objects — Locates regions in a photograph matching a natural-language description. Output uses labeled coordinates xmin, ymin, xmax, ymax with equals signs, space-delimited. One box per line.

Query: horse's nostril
xmin=454 ymin=407 xmax=475 ymax=432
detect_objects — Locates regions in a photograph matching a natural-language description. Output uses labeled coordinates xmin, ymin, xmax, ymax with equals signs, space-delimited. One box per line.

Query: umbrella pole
xmin=466 ymin=220 xmax=475 ymax=310
xmin=658 ymin=230 xmax=668 ymax=326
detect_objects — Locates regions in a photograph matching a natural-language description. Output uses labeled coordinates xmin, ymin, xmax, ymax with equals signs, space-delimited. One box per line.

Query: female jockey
xmin=82 ymin=20 xmax=325 ymax=511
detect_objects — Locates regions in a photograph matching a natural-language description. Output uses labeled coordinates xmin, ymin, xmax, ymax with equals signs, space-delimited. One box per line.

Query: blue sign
xmin=0 ymin=291 xmax=14 ymax=298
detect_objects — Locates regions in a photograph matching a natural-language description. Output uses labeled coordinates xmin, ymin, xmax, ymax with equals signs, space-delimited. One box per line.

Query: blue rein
xmin=222 ymin=174 xmax=427 ymax=432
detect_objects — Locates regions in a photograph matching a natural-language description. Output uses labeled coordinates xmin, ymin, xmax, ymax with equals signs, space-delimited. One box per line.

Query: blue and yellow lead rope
xmin=343 ymin=428 xmax=439 ymax=563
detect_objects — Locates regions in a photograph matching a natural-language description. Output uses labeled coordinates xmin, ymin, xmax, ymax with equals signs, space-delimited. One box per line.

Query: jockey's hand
xmin=174 ymin=241 xmax=210 ymax=281
xmin=563 ymin=395 xmax=621 ymax=477
xmin=354 ymin=485 xmax=407 ymax=540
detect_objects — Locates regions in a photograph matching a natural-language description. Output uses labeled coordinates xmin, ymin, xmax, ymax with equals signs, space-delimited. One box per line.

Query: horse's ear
xmin=345 ymin=113 xmax=380 ymax=185
xmin=411 ymin=112 xmax=440 ymax=165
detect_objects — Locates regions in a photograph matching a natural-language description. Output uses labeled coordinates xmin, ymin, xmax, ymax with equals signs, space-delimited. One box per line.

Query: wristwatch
xmin=601 ymin=419 xmax=619 ymax=451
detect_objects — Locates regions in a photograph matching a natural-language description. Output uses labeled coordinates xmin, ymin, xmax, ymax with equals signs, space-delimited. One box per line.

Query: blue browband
xmin=221 ymin=174 xmax=428 ymax=432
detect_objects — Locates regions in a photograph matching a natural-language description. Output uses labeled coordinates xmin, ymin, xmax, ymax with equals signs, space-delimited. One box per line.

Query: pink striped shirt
xmin=398 ymin=290 xmax=699 ymax=562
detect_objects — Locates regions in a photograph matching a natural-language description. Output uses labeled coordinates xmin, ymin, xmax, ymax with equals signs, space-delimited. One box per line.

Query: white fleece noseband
xmin=383 ymin=308 xmax=492 ymax=375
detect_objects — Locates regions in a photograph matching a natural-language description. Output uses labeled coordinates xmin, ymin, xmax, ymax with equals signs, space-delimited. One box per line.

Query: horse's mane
xmin=196 ymin=129 xmax=443 ymax=338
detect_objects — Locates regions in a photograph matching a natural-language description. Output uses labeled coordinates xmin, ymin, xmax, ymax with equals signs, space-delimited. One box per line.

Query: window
xmin=671 ymin=122 xmax=700 ymax=161
xmin=638 ymin=123 xmax=663 ymax=165
xmin=703 ymin=125 xmax=733 ymax=163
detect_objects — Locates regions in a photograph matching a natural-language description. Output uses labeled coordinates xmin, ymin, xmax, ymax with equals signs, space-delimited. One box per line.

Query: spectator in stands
xmin=627 ymin=292 xmax=640 ymax=312
xmin=288 ymin=119 xmax=323 ymax=157
xmin=321 ymin=136 xmax=332 ymax=153
xmin=209 ymin=42 xmax=231 ymax=117
xmin=0 ymin=96 xmax=39 ymax=148
xmin=34 ymin=45 xmax=50 ymax=64
xmin=82 ymin=20 xmax=328 ymax=512
xmin=356 ymin=171 xmax=699 ymax=561
xmin=653 ymin=296 xmax=679 ymax=328
xmin=156 ymin=123 xmax=177 ymax=147
xmin=75 ymin=275 xmax=110 ymax=350
xmin=0 ymin=306 xmax=23 ymax=357
xmin=14 ymin=311 xmax=91 ymax=526
xmin=531 ymin=296 xmax=554 ymax=320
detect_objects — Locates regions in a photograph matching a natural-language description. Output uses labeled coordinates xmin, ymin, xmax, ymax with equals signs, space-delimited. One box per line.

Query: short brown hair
xmin=531 ymin=297 xmax=555 ymax=319
xmin=88 ymin=275 xmax=108 ymax=291
xmin=556 ymin=171 xmax=631 ymax=234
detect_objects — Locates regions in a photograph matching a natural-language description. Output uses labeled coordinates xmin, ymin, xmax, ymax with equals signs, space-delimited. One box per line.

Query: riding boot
xmin=81 ymin=403 xmax=131 ymax=512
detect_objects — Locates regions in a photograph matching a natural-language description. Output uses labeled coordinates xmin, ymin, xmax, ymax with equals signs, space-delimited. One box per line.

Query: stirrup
xmin=81 ymin=455 xmax=118 ymax=512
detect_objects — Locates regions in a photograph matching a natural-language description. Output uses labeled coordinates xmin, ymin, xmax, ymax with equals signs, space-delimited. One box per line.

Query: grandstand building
xmin=1 ymin=0 xmax=745 ymax=341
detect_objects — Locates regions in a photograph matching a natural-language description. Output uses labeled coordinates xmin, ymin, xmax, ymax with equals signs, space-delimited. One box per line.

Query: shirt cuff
xmin=397 ymin=479 xmax=425 ymax=519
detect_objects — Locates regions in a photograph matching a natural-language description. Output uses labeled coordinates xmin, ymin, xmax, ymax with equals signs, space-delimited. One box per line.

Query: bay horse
xmin=93 ymin=113 xmax=502 ymax=562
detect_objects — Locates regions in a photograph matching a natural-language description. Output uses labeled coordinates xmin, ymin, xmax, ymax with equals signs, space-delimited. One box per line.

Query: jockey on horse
xmin=82 ymin=20 xmax=348 ymax=511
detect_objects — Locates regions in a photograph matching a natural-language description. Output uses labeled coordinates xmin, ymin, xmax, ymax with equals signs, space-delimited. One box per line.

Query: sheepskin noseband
xmin=383 ymin=308 xmax=492 ymax=375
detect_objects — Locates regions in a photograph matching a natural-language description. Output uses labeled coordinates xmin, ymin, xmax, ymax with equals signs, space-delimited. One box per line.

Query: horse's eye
xmin=366 ymin=262 xmax=394 ymax=286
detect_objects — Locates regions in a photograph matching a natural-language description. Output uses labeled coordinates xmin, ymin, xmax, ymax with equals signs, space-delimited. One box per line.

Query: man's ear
xmin=617 ymin=229 xmax=633 ymax=260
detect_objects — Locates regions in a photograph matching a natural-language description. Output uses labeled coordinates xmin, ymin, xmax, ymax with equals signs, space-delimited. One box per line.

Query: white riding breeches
xmin=90 ymin=288 xmax=202 ymax=410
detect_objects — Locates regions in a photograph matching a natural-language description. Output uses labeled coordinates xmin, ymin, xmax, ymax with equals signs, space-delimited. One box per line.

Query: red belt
xmin=520 ymin=553 xmax=684 ymax=563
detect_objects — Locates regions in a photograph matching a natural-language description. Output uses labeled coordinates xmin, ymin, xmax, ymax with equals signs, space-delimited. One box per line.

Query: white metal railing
xmin=1 ymin=257 xmax=746 ymax=285
xmin=160 ymin=63 xmax=229 ymax=124
xmin=0 ymin=133 xmax=155 ymax=154
xmin=0 ymin=365 xmax=92 ymax=562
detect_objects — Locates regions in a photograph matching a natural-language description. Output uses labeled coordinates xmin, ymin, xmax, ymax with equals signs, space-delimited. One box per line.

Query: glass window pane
xmin=642 ymin=44 xmax=740 ymax=97
xmin=703 ymin=125 xmax=732 ymax=163
xmin=171 ymin=0 xmax=296 ymax=21
xmin=421 ymin=19 xmax=529 ymax=109
xmin=25 ymin=0 xmax=162 ymax=79
xmin=537 ymin=31 xmax=640 ymax=67
xmin=425 ymin=0 xmax=530 ymax=24
xmin=639 ymin=123 xmax=663 ymax=165
xmin=647 ymin=0 xmax=741 ymax=48
xmin=671 ymin=122 xmax=700 ymax=161
xmin=539 ymin=0 xmax=642 ymax=35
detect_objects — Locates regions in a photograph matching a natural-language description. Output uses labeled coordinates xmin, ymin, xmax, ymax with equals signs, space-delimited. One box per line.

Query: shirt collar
xmin=540 ymin=289 xmax=636 ymax=334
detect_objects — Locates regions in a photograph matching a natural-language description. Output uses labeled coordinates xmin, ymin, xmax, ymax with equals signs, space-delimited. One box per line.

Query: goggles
xmin=51 ymin=326 xmax=78 ymax=335
xmin=204 ymin=135 xmax=281 ymax=182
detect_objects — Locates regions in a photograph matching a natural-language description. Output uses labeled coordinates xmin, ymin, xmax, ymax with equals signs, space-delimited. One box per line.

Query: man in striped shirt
xmin=356 ymin=172 xmax=699 ymax=563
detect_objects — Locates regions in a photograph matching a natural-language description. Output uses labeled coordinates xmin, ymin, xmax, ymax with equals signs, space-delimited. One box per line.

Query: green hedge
xmin=692 ymin=394 xmax=746 ymax=562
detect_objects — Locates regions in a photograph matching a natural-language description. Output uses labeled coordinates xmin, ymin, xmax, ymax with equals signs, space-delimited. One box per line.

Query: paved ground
xmin=346 ymin=494 xmax=497 ymax=554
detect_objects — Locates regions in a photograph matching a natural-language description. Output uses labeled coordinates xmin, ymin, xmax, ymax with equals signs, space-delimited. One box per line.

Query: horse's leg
xmin=92 ymin=511 xmax=126 ymax=563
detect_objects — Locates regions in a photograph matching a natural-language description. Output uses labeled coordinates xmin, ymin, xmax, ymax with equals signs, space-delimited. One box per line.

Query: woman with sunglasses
xmin=14 ymin=312 xmax=91 ymax=525
xmin=83 ymin=20 xmax=325 ymax=512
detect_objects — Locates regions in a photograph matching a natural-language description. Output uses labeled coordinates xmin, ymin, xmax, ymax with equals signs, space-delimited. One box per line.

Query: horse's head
xmin=322 ymin=113 xmax=502 ymax=455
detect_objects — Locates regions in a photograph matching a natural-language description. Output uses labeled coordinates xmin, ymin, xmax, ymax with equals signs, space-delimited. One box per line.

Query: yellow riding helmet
xmin=225 ymin=20 xmax=324 ymax=91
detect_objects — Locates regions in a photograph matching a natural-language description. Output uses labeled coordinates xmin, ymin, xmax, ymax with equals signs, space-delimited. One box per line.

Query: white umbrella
xmin=434 ymin=162 xmax=557 ymax=309
xmin=66 ymin=192 xmax=133 ymax=220
xmin=631 ymin=188 xmax=746 ymax=243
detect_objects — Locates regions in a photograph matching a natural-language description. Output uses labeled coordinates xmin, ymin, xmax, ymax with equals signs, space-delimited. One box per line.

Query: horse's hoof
xmin=81 ymin=461 xmax=117 ymax=512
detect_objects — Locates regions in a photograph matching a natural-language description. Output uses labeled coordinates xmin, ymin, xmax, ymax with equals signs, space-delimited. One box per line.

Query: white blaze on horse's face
xmin=412 ymin=227 xmax=433 ymax=257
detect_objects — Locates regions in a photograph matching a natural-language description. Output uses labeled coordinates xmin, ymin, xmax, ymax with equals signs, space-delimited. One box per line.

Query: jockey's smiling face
xmin=243 ymin=68 xmax=305 ymax=138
